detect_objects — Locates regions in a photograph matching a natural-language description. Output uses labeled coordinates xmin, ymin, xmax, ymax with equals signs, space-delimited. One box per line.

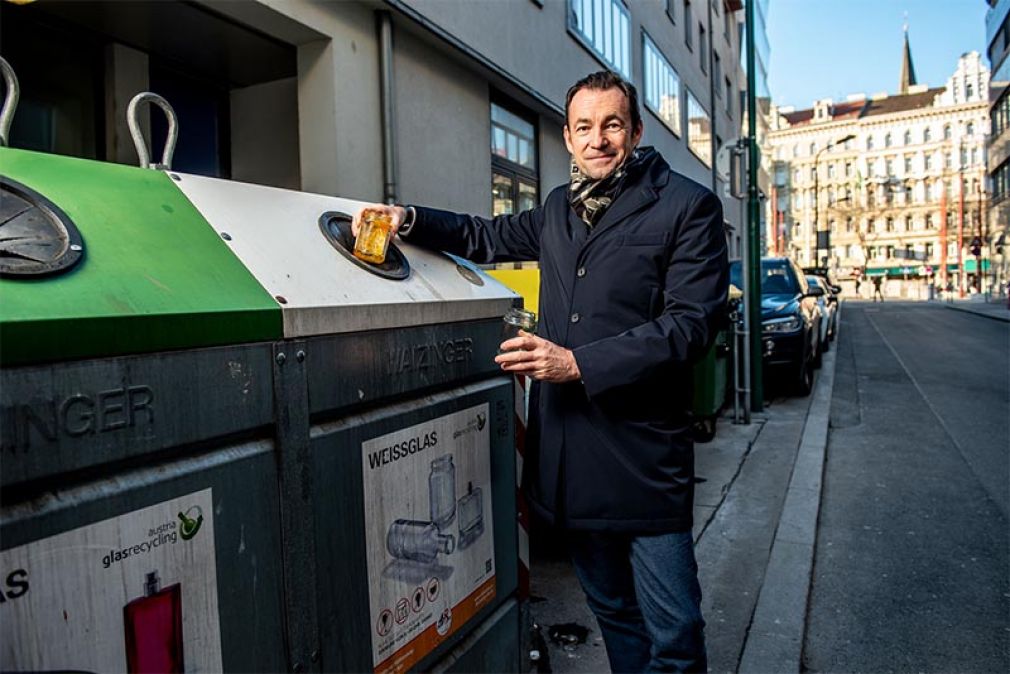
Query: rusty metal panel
xmin=0 ymin=343 xmax=275 ymax=488
xmin=0 ymin=441 xmax=287 ymax=673
xmin=308 ymin=378 xmax=517 ymax=673
xmin=305 ymin=319 xmax=503 ymax=417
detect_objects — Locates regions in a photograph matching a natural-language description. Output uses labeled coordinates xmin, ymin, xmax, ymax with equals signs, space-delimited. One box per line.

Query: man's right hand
xmin=351 ymin=204 xmax=407 ymax=238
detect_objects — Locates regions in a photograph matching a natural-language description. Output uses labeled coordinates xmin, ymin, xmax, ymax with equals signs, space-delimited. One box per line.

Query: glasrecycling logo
xmin=178 ymin=505 xmax=204 ymax=540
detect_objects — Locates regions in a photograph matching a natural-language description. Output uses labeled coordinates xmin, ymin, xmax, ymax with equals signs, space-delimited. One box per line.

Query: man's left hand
xmin=495 ymin=331 xmax=581 ymax=383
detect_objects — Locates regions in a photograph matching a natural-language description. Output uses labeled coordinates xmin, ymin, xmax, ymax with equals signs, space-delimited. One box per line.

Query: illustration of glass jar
xmin=457 ymin=482 xmax=485 ymax=550
xmin=429 ymin=454 xmax=456 ymax=531
xmin=387 ymin=519 xmax=456 ymax=563
xmin=123 ymin=570 xmax=184 ymax=674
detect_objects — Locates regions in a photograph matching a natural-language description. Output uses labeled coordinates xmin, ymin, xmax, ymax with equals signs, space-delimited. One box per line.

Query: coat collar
xmin=583 ymin=148 xmax=670 ymax=245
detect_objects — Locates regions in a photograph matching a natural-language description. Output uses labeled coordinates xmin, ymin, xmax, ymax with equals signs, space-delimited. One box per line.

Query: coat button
xmin=576 ymin=266 xmax=586 ymax=278
xmin=571 ymin=312 xmax=580 ymax=323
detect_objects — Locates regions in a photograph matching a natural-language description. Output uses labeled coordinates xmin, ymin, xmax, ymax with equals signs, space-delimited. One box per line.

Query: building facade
xmin=986 ymin=0 xmax=1010 ymax=297
xmin=0 ymin=0 xmax=755 ymax=261
xmin=767 ymin=48 xmax=990 ymax=298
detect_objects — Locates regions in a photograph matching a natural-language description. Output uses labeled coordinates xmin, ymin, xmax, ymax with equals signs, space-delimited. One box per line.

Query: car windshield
xmin=729 ymin=260 xmax=800 ymax=295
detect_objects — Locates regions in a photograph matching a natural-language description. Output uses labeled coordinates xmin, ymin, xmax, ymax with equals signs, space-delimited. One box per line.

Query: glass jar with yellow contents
xmin=354 ymin=209 xmax=394 ymax=264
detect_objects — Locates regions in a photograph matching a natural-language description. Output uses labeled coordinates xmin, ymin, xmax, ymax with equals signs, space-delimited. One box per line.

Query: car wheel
xmin=793 ymin=351 xmax=813 ymax=396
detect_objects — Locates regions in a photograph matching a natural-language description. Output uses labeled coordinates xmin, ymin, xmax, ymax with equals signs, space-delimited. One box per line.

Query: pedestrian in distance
xmin=872 ymin=275 xmax=885 ymax=302
xmin=353 ymin=70 xmax=728 ymax=673
xmin=854 ymin=276 xmax=862 ymax=299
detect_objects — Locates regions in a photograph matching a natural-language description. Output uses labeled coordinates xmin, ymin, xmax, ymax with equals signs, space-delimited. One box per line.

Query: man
xmin=873 ymin=275 xmax=885 ymax=302
xmin=354 ymin=71 xmax=727 ymax=673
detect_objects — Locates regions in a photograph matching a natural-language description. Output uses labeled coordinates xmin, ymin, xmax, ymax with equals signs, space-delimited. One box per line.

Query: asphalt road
xmin=803 ymin=302 xmax=1009 ymax=673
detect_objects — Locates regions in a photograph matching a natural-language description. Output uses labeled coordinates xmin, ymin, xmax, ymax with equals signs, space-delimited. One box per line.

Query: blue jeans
xmin=568 ymin=531 xmax=707 ymax=673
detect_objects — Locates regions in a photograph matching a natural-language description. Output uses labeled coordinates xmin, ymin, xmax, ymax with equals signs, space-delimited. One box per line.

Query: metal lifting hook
xmin=0 ymin=56 xmax=20 ymax=147
xmin=127 ymin=92 xmax=178 ymax=170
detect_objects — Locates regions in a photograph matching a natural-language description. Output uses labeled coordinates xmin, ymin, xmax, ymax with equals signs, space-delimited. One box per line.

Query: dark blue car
xmin=730 ymin=257 xmax=823 ymax=395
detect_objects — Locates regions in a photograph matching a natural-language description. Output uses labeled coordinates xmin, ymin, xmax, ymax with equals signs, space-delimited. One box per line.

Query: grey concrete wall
xmin=230 ymin=78 xmax=301 ymax=190
xmin=540 ymin=120 xmax=569 ymax=195
xmin=392 ymin=28 xmax=490 ymax=213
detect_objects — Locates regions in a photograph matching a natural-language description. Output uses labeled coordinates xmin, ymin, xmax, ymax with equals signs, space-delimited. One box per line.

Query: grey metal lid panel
xmin=171 ymin=173 xmax=518 ymax=338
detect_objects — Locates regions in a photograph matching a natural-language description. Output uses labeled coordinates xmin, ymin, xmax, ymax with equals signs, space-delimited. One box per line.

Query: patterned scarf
xmin=567 ymin=147 xmax=651 ymax=229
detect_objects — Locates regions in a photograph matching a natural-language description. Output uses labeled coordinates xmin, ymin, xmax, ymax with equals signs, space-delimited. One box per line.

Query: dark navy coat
xmin=409 ymin=150 xmax=728 ymax=533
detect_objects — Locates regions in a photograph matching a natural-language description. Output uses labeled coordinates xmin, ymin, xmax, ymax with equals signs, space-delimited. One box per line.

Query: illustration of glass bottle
xmin=457 ymin=481 xmax=485 ymax=550
xmin=387 ymin=519 xmax=456 ymax=563
xmin=429 ymin=454 xmax=456 ymax=531
xmin=123 ymin=570 xmax=184 ymax=674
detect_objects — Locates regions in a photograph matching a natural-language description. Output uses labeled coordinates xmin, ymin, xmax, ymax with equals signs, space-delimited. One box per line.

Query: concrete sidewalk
xmin=528 ymin=350 xmax=836 ymax=672
xmin=943 ymin=298 xmax=1010 ymax=323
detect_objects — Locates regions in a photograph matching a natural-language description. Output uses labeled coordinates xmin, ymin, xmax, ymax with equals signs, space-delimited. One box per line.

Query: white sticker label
xmin=362 ymin=404 xmax=496 ymax=674
xmin=1 ymin=488 xmax=222 ymax=673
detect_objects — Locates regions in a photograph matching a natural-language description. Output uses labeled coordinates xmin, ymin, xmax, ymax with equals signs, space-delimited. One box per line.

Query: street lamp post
xmin=812 ymin=134 xmax=855 ymax=270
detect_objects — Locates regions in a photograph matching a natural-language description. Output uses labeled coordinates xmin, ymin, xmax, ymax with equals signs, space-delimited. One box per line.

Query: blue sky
xmin=767 ymin=0 xmax=989 ymax=110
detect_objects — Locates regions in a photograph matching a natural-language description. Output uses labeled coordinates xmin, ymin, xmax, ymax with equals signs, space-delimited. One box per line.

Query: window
xmin=724 ymin=77 xmax=732 ymax=114
xmin=885 ymin=133 xmax=892 ymax=148
xmin=686 ymin=89 xmax=712 ymax=167
xmin=901 ymin=216 xmax=909 ymax=231
xmin=809 ymin=142 xmax=817 ymax=155
xmin=923 ymin=126 xmax=932 ymax=143
xmin=903 ymin=130 xmax=912 ymax=145
xmin=846 ymin=217 xmax=854 ymax=233
xmin=714 ymin=53 xmax=721 ymax=95
xmin=925 ymin=213 xmax=934 ymax=229
xmin=886 ymin=157 xmax=895 ymax=175
xmin=886 ymin=217 xmax=894 ymax=232
xmin=967 ymin=82 xmax=974 ymax=99
xmin=643 ymin=35 xmax=682 ymax=136
xmin=810 ymin=166 xmax=816 ymax=181
xmin=867 ymin=135 xmax=875 ymax=150
xmin=967 ymin=121 xmax=975 ymax=137
xmin=828 ymin=163 xmax=836 ymax=179
xmin=926 ymin=242 xmax=934 ymax=258
xmin=904 ymin=155 xmax=912 ymax=174
xmin=924 ymin=153 xmax=932 ymax=171
xmin=569 ymin=0 xmax=631 ymax=76
xmin=491 ymin=101 xmax=538 ymax=218
xmin=943 ymin=124 xmax=952 ymax=140
xmin=699 ymin=23 xmax=707 ymax=72
xmin=845 ymin=161 xmax=852 ymax=177
xmin=684 ymin=1 xmax=693 ymax=49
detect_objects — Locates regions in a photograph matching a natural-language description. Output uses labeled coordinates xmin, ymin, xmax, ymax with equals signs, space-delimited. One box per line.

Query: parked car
xmin=807 ymin=275 xmax=837 ymax=356
xmin=730 ymin=258 xmax=823 ymax=395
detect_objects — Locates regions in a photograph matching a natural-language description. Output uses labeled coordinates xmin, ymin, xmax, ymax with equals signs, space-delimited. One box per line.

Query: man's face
xmin=563 ymin=86 xmax=643 ymax=180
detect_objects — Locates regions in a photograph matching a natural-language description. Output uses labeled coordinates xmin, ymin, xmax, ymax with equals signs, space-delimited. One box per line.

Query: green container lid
xmin=0 ymin=148 xmax=281 ymax=366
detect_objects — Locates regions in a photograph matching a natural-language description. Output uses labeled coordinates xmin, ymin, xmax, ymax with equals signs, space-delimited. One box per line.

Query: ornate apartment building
xmin=766 ymin=44 xmax=990 ymax=296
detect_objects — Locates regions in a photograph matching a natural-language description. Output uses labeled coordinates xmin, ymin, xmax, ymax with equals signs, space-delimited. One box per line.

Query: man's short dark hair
xmin=565 ymin=71 xmax=642 ymax=132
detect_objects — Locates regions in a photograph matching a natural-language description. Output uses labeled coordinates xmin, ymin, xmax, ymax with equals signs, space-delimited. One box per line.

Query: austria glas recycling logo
xmin=177 ymin=505 xmax=204 ymax=541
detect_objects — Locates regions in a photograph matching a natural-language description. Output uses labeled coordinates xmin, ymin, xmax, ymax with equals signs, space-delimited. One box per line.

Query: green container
xmin=0 ymin=148 xmax=282 ymax=366
xmin=691 ymin=327 xmax=729 ymax=441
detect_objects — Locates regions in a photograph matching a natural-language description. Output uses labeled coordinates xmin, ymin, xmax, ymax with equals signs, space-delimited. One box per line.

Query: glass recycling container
xmin=0 ymin=145 xmax=522 ymax=674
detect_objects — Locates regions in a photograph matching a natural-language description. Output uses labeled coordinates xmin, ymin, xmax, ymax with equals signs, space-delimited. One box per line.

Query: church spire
xmin=899 ymin=18 xmax=917 ymax=95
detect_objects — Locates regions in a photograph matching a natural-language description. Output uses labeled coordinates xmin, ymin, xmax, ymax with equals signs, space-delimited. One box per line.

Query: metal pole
xmin=378 ymin=11 xmax=398 ymax=205
xmin=745 ymin=0 xmax=763 ymax=412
